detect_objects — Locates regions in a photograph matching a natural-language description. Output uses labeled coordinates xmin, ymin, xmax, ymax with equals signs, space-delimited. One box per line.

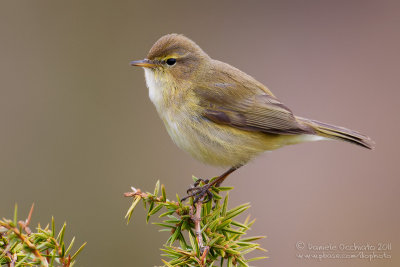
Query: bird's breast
xmin=143 ymin=68 xmax=200 ymax=156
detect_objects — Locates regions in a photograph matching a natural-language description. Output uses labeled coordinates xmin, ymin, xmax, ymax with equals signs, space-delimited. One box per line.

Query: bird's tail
xmin=297 ymin=117 xmax=374 ymax=149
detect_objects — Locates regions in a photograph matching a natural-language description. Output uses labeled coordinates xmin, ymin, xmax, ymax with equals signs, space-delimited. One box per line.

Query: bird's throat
xmin=144 ymin=68 xmax=165 ymax=109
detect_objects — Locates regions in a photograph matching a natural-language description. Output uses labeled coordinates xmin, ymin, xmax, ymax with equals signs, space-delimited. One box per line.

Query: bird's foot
xmin=182 ymin=179 xmax=213 ymax=203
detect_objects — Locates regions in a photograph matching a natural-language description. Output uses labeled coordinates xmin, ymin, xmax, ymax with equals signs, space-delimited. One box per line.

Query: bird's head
xmin=131 ymin=34 xmax=210 ymax=83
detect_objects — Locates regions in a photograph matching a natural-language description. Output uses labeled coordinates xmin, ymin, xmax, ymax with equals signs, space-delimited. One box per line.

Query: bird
xmin=131 ymin=33 xmax=373 ymax=201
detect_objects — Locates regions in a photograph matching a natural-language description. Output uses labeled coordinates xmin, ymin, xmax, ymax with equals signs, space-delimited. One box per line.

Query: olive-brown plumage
xmin=131 ymin=34 xmax=373 ymax=188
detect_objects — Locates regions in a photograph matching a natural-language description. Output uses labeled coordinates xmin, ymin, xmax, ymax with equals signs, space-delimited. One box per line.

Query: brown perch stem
xmin=190 ymin=198 xmax=209 ymax=266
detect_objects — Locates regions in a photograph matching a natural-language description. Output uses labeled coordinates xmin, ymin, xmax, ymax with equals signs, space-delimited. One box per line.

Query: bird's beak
xmin=130 ymin=59 xmax=157 ymax=68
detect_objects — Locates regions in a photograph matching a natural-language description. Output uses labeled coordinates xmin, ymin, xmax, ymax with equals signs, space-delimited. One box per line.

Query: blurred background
xmin=0 ymin=1 xmax=399 ymax=266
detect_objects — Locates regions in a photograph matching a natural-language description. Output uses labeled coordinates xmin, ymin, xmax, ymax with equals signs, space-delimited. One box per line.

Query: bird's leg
xmin=182 ymin=166 xmax=241 ymax=203
xmin=212 ymin=166 xmax=240 ymax=187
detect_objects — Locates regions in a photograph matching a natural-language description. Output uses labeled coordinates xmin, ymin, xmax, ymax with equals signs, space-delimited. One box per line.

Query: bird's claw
xmin=192 ymin=178 xmax=209 ymax=188
xmin=182 ymin=179 xmax=213 ymax=203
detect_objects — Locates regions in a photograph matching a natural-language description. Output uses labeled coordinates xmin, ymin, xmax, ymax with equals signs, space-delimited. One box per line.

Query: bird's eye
xmin=166 ymin=58 xmax=177 ymax=66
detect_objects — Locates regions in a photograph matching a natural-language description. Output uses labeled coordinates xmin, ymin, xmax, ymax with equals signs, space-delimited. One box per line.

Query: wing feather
xmin=194 ymin=62 xmax=314 ymax=135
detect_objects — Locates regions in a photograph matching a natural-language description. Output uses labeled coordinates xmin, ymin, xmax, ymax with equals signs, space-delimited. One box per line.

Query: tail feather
xmin=297 ymin=117 xmax=374 ymax=149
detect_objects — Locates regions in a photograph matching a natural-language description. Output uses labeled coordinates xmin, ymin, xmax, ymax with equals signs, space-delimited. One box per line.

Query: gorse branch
xmin=124 ymin=177 xmax=268 ymax=266
xmin=0 ymin=204 xmax=86 ymax=267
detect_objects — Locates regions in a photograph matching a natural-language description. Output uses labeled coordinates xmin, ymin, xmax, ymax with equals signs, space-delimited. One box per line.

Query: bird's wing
xmin=194 ymin=63 xmax=313 ymax=135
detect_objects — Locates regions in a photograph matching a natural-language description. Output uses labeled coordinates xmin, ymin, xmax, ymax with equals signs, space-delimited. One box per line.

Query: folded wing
xmin=195 ymin=85 xmax=314 ymax=135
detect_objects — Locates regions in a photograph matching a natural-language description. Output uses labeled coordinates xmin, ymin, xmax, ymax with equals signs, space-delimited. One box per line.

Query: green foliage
xmin=124 ymin=178 xmax=267 ymax=266
xmin=0 ymin=204 xmax=86 ymax=267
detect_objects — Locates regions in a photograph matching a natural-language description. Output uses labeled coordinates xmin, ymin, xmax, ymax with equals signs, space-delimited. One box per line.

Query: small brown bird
xmin=131 ymin=34 xmax=373 ymax=201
